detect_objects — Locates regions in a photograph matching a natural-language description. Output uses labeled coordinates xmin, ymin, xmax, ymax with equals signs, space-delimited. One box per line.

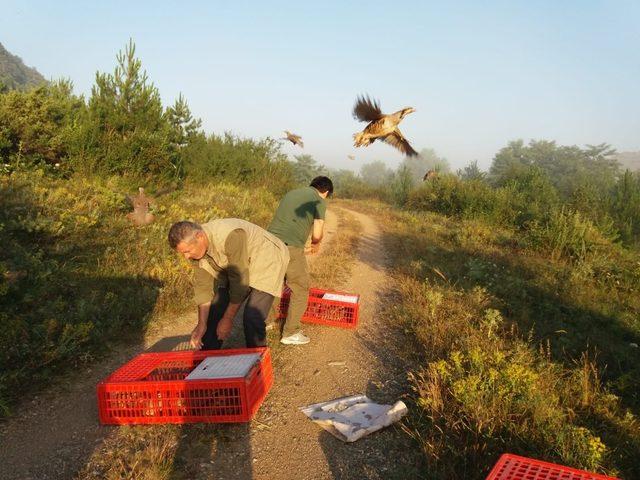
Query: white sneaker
xmin=280 ymin=331 xmax=310 ymax=345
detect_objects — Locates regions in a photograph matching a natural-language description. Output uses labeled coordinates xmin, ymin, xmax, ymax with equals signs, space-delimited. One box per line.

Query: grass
xmin=342 ymin=199 xmax=640 ymax=479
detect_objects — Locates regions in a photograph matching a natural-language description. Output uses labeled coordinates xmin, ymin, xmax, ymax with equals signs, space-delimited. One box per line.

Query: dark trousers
xmin=201 ymin=288 xmax=275 ymax=350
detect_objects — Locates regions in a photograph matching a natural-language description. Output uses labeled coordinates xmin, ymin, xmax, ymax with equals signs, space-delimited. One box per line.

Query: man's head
xmin=168 ymin=221 xmax=209 ymax=260
xmin=310 ymin=176 xmax=333 ymax=199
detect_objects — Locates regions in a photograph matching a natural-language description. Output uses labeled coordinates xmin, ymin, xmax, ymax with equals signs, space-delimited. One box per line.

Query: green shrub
xmin=527 ymin=207 xmax=616 ymax=263
xmin=377 ymin=206 xmax=638 ymax=478
xmin=0 ymin=79 xmax=84 ymax=169
xmin=182 ymin=132 xmax=294 ymax=195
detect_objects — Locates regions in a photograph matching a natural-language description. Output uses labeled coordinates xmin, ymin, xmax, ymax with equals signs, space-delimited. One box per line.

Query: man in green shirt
xmin=268 ymin=176 xmax=333 ymax=345
xmin=168 ymin=218 xmax=289 ymax=350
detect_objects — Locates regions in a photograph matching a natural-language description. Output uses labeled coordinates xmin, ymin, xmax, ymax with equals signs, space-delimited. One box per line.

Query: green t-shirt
xmin=268 ymin=186 xmax=326 ymax=247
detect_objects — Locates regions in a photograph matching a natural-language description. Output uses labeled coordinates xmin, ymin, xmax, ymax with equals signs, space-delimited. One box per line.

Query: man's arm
xmin=306 ymin=219 xmax=325 ymax=254
xmin=191 ymin=267 xmax=215 ymax=348
xmin=191 ymin=301 xmax=211 ymax=349
xmin=216 ymin=229 xmax=250 ymax=340
xmin=311 ymin=219 xmax=325 ymax=244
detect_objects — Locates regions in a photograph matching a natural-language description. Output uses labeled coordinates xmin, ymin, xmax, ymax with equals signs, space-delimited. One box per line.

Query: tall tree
xmin=457 ymin=160 xmax=486 ymax=181
xmin=82 ymin=39 xmax=173 ymax=178
xmin=165 ymin=93 xmax=202 ymax=148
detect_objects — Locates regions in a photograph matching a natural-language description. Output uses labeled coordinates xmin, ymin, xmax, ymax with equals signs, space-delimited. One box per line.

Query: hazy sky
xmin=2 ymin=1 xmax=639 ymax=171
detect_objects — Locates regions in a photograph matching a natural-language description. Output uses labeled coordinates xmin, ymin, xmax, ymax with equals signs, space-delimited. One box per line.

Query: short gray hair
xmin=168 ymin=221 xmax=203 ymax=249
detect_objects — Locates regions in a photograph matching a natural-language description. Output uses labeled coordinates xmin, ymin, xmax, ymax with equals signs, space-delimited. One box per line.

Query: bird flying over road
xmin=283 ymin=130 xmax=304 ymax=148
xmin=352 ymin=95 xmax=417 ymax=156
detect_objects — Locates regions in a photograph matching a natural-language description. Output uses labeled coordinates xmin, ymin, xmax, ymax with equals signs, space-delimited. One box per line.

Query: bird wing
xmin=382 ymin=129 xmax=418 ymax=156
xmin=353 ymin=95 xmax=383 ymax=122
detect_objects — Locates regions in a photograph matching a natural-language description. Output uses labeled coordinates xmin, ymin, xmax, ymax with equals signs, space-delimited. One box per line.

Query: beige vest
xmin=198 ymin=218 xmax=289 ymax=297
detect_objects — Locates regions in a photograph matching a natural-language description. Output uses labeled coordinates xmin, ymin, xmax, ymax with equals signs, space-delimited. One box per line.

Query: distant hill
xmin=0 ymin=41 xmax=46 ymax=89
xmin=615 ymin=151 xmax=640 ymax=172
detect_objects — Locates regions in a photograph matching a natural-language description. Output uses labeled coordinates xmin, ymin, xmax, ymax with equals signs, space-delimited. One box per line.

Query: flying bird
xmin=282 ymin=130 xmax=304 ymax=148
xmin=352 ymin=95 xmax=417 ymax=156
xmin=347 ymin=154 xmax=355 ymax=161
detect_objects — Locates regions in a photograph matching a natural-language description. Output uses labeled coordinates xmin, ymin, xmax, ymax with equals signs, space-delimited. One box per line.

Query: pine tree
xmin=82 ymin=39 xmax=173 ymax=178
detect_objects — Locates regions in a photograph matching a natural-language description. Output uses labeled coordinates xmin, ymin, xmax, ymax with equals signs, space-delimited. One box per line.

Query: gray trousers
xmin=202 ymin=287 xmax=275 ymax=349
xmin=282 ymin=246 xmax=310 ymax=336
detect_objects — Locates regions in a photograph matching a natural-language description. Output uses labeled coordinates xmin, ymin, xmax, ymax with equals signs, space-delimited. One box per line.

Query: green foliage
xmin=331 ymin=168 xmax=389 ymax=200
xmin=75 ymin=40 xmax=175 ymax=180
xmin=0 ymin=39 xmax=290 ymax=190
xmin=0 ymin=79 xmax=84 ymax=168
xmin=164 ymin=93 xmax=203 ymax=180
xmin=391 ymin=164 xmax=415 ymax=206
xmin=527 ymin=207 xmax=617 ymax=263
xmin=490 ymin=140 xmax=619 ymax=216
xmin=182 ymin=132 xmax=294 ymax=194
xmin=610 ymin=170 xmax=640 ymax=245
xmin=408 ymin=150 xmax=640 ymax=253
xmin=415 ymin=343 xmax=609 ymax=474
xmin=457 ymin=160 xmax=486 ymax=181
xmin=505 ymin=166 xmax=561 ymax=225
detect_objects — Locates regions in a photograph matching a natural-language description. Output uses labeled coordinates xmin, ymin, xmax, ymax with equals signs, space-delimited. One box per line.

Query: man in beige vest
xmin=168 ymin=219 xmax=289 ymax=349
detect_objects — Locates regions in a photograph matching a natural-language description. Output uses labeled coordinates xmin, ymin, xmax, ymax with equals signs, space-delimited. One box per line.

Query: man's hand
xmin=305 ymin=242 xmax=320 ymax=255
xmin=190 ymin=323 xmax=207 ymax=349
xmin=216 ymin=316 xmax=233 ymax=341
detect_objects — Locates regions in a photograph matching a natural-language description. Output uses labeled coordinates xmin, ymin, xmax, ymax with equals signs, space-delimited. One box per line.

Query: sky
xmin=1 ymin=0 xmax=639 ymax=171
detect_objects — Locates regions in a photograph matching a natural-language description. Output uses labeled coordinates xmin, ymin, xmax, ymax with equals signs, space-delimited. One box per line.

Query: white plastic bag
xmin=300 ymin=394 xmax=408 ymax=442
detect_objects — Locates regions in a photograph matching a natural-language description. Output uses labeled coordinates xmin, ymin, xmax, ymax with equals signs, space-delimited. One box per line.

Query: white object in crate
xmin=322 ymin=293 xmax=359 ymax=304
xmin=185 ymin=353 xmax=261 ymax=380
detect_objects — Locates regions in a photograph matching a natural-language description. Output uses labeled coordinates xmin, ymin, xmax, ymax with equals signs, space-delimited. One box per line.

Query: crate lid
xmin=322 ymin=292 xmax=359 ymax=303
xmin=185 ymin=353 xmax=262 ymax=380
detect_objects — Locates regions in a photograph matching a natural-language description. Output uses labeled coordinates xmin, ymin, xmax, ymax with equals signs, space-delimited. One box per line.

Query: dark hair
xmin=310 ymin=176 xmax=333 ymax=196
xmin=168 ymin=221 xmax=203 ymax=249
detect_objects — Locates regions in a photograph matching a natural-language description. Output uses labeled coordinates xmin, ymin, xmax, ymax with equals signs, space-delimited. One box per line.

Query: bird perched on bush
xmin=283 ymin=130 xmax=304 ymax=148
xmin=423 ymin=169 xmax=438 ymax=181
xmin=352 ymin=95 xmax=417 ymax=156
xmin=126 ymin=187 xmax=155 ymax=226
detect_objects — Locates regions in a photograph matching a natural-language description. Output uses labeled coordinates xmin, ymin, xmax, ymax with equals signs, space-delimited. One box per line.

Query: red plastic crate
xmin=97 ymin=348 xmax=273 ymax=425
xmin=277 ymin=287 xmax=360 ymax=329
xmin=486 ymin=454 xmax=620 ymax=480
